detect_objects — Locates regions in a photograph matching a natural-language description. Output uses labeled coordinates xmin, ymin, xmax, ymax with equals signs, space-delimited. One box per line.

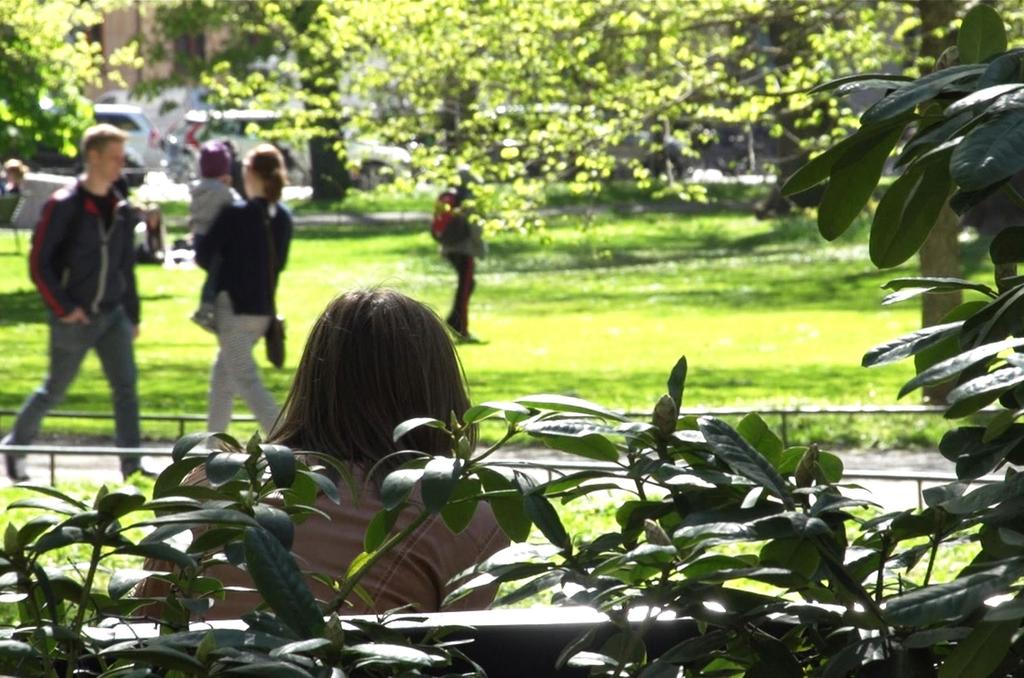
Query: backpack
xmin=431 ymin=188 xmax=470 ymax=245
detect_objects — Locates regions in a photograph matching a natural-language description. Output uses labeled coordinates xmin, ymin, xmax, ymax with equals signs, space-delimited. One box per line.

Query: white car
xmin=93 ymin=103 xmax=165 ymax=171
xmin=179 ymin=109 xmax=411 ymax=189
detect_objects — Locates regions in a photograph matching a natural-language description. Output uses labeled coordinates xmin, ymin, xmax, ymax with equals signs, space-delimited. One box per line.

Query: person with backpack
xmin=0 ymin=125 xmax=145 ymax=481
xmin=431 ymin=168 xmax=486 ymax=342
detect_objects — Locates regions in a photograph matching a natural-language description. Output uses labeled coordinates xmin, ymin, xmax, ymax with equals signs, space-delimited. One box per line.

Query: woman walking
xmin=195 ymin=143 xmax=292 ymax=434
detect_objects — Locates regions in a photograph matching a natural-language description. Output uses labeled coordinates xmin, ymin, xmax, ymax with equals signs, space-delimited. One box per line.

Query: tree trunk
xmin=918 ymin=0 xmax=961 ymax=404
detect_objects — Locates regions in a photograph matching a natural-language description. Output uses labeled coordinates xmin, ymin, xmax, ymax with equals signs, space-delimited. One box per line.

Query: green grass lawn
xmin=0 ymin=203 xmax=996 ymax=443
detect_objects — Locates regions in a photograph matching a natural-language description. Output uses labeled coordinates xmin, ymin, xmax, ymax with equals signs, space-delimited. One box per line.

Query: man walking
xmin=1 ymin=124 xmax=144 ymax=480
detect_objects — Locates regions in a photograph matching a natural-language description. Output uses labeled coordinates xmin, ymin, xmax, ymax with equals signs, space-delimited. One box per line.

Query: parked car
xmin=178 ymin=109 xmax=412 ymax=189
xmin=93 ymin=103 xmax=165 ymax=171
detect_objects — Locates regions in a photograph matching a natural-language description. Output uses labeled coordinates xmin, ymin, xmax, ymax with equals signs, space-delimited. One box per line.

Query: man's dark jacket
xmin=29 ymin=181 xmax=140 ymax=324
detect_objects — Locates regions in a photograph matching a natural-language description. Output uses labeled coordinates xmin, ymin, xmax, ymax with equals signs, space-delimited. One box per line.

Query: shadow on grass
xmin=0 ymin=289 xmax=44 ymax=326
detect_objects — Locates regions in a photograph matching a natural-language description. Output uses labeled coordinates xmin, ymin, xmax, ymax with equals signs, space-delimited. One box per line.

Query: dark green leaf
xmin=261 ymin=444 xmax=296 ymax=489
xmin=222 ymin=661 xmax=315 ymax=677
xmin=957 ymin=4 xmax=1007 ymax=64
xmin=947 ymin=367 xmax=1024 ymax=418
xmin=492 ymin=570 xmax=563 ymax=606
xmin=699 ymin=417 xmax=794 ymax=509
xmin=861 ymin=64 xmax=984 ymax=126
xmin=421 ymin=456 xmax=459 ymax=514
xmin=978 ymin=49 xmax=1024 ymax=89
xmin=823 ymin=638 xmax=888 ymax=678
xmin=939 ymin=620 xmax=1016 ymax=678
xmin=392 ymin=417 xmax=447 ymax=442
xmin=244 ymin=526 xmax=324 ymax=638
xmin=961 ymin=285 xmax=1024 ymax=349
xmin=667 ymin=356 xmax=687 ymax=408
xmin=524 ymin=493 xmax=569 ymax=550
xmin=153 ymin=457 xmax=205 ymax=499
xmin=97 ymin=487 xmax=146 ymax=519
xmin=760 ymin=538 xmax=819 ymax=579
xmin=947 ymin=84 xmax=1024 ymax=118
xmin=33 ymin=526 xmax=85 ymax=553
xmin=952 ymin=110 xmax=1024 ymax=191
xmin=884 ymin=563 xmax=1020 ymax=625
xmin=896 ymin=111 xmax=973 ymax=169
xmin=345 ymin=642 xmax=443 ymax=667
xmin=12 ymin=484 xmax=88 ymax=510
xmin=8 ymin=497 xmax=82 ymax=515
xmin=205 ymin=452 xmax=247 ymax=486
xmin=870 ymin=157 xmax=953 ymax=268
xmin=990 ymin=227 xmax=1024 ymax=264
xmin=380 ymin=468 xmax=424 ymax=511
xmin=115 ymin=542 xmax=197 ymax=571
xmin=782 ymin=118 xmax=909 ymax=196
xmin=516 ymin=393 xmax=627 ymax=420
xmin=862 ymin=321 xmax=963 ymax=367
xmin=810 ymin=72 xmax=913 ymax=94
xmin=900 ymin=337 xmax=1024 ymax=398
xmin=133 ymin=509 xmax=258 ymax=529
xmin=296 ymin=469 xmax=340 ymax=505
xmin=463 ymin=401 xmax=530 ymax=425
xmin=818 ymin=124 xmax=905 ymax=241
xmin=108 ymin=568 xmax=165 ymax=600
xmin=101 ymin=645 xmax=205 ymax=672
xmin=254 ymin=505 xmax=294 ymax=550
xmin=172 ymin=431 xmax=214 ymax=461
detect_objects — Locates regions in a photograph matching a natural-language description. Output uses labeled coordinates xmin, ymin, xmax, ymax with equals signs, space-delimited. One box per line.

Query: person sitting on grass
xmin=141 ymin=288 xmax=508 ymax=616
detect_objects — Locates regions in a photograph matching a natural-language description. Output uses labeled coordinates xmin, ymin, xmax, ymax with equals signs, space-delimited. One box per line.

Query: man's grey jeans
xmin=1 ymin=306 xmax=141 ymax=479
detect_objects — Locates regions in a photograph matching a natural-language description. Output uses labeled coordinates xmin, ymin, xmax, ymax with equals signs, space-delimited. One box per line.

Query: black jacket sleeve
xmin=196 ymin=203 xmax=233 ymax=270
xmin=119 ymin=204 xmax=141 ymax=324
xmin=29 ymin=191 xmax=77 ymax=317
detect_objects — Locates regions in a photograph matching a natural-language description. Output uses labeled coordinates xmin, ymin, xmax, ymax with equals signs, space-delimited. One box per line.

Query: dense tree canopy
xmin=0 ymin=0 xmax=134 ymax=159
xmin=146 ymin=0 xmax=946 ymax=215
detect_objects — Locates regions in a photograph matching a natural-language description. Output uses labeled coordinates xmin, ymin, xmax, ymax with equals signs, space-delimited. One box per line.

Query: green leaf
xmin=940 ymin=620 xmax=1015 ymax=678
xmin=523 ymin=493 xmax=570 ymax=550
xmin=862 ymin=321 xmax=963 ymax=367
xmin=782 ymin=118 xmax=909 ymax=197
xmin=108 ymin=568 xmax=166 ymax=600
xmin=809 ymin=72 xmax=913 ymax=94
xmin=861 ymin=64 xmax=984 ymax=126
xmin=345 ymin=642 xmax=443 ymax=668
xmin=12 ymin=484 xmax=88 ymax=510
xmin=516 ymin=393 xmax=628 ymax=420
xmin=172 ymin=431 xmax=214 ymax=461
xmin=952 ymin=110 xmax=1024 ymax=192
xmin=439 ymin=479 xmax=481 ymax=534
xmin=896 ymin=112 xmax=974 ymax=169
xmin=134 ymin=509 xmax=258 ymax=529
xmin=760 ymin=538 xmax=819 ymax=579
xmin=818 ymin=124 xmax=905 ymax=241
xmin=958 ymin=4 xmax=1007 ymax=65
xmin=364 ymin=509 xmax=398 ymax=552
xmin=8 ymin=497 xmax=82 ymax=515
xmin=884 ymin=563 xmax=1020 ymax=625
xmin=115 ymin=542 xmax=197 ymax=571
xmin=947 ymin=84 xmax=1024 ymax=118
xmin=946 ymin=366 xmax=1024 ymax=418
xmin=254 ymin=505 xmax=294 ymax=550
xmin=243 ymin=526 xmax=324 ymax=638
xmin=900 ymin=337 xmax=1024 ymax=398
xmin=223 ymin=661 xmax=316 ymax=677
xmin=486 ymin=495 xmax=531 ymax=543
xmin=101 ymin=645 xmax=205 ymax=672
xmin=736 ymin=413 xmax=783 ymax=467
xmin=667 ymin=356 xmax=687 ymax=408
xmin=978 ymin=49 xmax=1024 ymax=89
xmin=961 ymin=285 xmax=1024 ymax=349
xmin=698 ymin=417 xmax=794 ymax=509
xmin=463 ymin=401 xmax=531 ymax=425
xmin=883 ymin=276 xmax=996 ymax=302
xmin=392 ymin=417 xmax=447 ymax=442
xmin=380 ymin=468 xmax=424 ymax=511
xmin=153 ymin=457 xmax=205 ymax=499
xmin=870 ymin=157 xmax=952 ymax=268
xmin=990 ymin=227 xmax=1024 ymax=265
xmin=261 ymin=444 xmax=296 ymax=489
xmin=421 ymin=456 xmax=459 ymax=514
xmin=270 ymin=638 xmax=333 ymax=658
xmin=97 ymin=486 xmax=146 ymax=519
xmin=524 ymin=420 xmax=618 ymax=462
xmin=296 ymin=469 xmax=340 ymax=505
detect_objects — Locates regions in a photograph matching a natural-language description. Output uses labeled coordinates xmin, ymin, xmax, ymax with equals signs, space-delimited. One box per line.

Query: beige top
xmin=141 ymin=474 xmax=509 ymax=619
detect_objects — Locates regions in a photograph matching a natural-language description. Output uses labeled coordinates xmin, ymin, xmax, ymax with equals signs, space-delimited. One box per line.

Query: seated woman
xmin=146 ymin=289 xmax=508 ymax=617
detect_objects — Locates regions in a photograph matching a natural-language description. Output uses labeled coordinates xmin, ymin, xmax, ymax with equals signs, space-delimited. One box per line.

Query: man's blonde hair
xmin=81 ymin=123 xmax=128 ymax=156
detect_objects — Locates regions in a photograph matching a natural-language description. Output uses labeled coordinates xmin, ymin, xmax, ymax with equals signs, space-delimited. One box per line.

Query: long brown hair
xmin=245 ymin=143 xmax=286 ymax=202
xmin=271 ymin=289 xmax=472 ymax=484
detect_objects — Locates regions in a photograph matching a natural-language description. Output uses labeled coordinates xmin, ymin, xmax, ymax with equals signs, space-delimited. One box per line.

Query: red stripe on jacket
xmin=30 ymin=196 xmax=66 ymax=317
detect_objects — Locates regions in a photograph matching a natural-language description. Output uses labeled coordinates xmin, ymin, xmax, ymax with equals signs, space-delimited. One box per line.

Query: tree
xmin=139 ymin=1 xmax=919 ymax=217
xmin=0 ymin=0 xmax=133 ymax=159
